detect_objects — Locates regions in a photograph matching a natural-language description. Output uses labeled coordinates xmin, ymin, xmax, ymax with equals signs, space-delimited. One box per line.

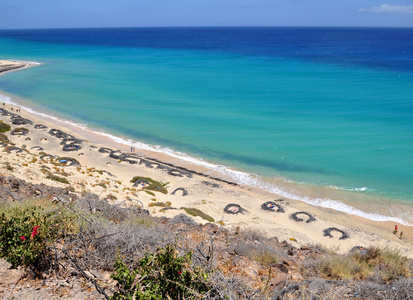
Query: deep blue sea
xmin=1 ymin=27 xmax=413 ymax=223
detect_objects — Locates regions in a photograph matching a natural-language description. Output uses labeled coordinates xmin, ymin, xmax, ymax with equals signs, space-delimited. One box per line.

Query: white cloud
xmin=359 ymin=4 xmax=413 ymax=14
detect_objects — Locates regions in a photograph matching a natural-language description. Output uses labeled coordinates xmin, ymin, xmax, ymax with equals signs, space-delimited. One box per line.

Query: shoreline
xmin=0 ymin=60 xmax=39 ymax=76
xmin=1 ymin=61 xmax=412 ymax=258
xmin=1 ymin=60 xmax=412 ymax=227
xmin=1 ymin=88 xmax=412 ymax=226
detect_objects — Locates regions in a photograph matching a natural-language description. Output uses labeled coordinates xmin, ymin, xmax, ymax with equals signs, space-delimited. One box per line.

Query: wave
xmin=0 ymin=92 xmax=411 ymax=226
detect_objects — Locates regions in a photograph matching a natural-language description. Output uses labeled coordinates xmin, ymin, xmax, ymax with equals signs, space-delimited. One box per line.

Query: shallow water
xmin=1 ymin=27 xmax=413 ymax=223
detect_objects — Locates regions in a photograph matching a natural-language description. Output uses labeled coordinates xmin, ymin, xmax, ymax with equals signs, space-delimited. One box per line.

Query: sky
xmin=0 ymin=0 xmax=412 ymax=29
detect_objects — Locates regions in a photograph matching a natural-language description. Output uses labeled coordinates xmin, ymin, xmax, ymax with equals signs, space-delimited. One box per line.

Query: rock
xmin=289 ymin=272 xmax=303 ymax=281
xmin=287 ymin=249 xmax=294 ymax=256
xmin=202 ymin=222 xmax=219 ymax=234
xmin=269 ymin=236 xmax=279 ymax=245
xmin=300 ymin=246 xmax=313 ymax=251
xmin=84 ymin=271 xmax=97 ymax=279
xmin=270 ymin=272 xmax=288 ymax=287
xmin=275 ymin=263 xmax=289 ymax=274
xmin=0 ymin=259 xmax=25 ymax=288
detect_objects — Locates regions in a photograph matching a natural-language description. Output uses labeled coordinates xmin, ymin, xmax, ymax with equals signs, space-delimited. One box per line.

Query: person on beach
xmin=400 ymin=231 xmax=404 ymax=240
xmin=394 ymin=225 xmax=398 ymax=234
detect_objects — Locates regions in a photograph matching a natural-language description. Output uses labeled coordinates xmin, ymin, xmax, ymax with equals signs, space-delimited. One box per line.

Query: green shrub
xmin=181 ymin=207 xmax=215 ymax=222
xmin=148 ymin=202 xmax=168 ymax=207
xmin=144 ymin=190 xmax=155 ymax=196
xmin=96 ymin=182 xmax=107 ymax=189
xmin=46 ymin=173 xmax=70 ymax=184
xmin=0 ymin=133 xmax=11 ymax=144
xmin=13 ymin=127 xmax=29 ymax=134
xmin=130 ymin=176 xmax=168 ymax=194
xmin=0 ymin=121 xmax=11 ymax=133
xmin=110 ymin=245 xmax=211 ymax=299
xmin=0 ymin=202 xmax=72 ymax=267
xmin=105 ymin=194 xmax=117 ymax=201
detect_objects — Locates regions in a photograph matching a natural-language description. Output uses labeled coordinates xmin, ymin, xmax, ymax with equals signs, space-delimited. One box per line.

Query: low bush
xmin=303 ymin=246 xmax=410 ymax=282
xmin=13 ymin=127 xmax=29 ymax=134
xmin=46 ymin=173 xmax=70 ymax=184
xmin=130 ymin=176 xmax=168 ymax=194
xmin=145 ymin=190 xmax=155 ymax=196
xmin=169 ymin=213 xmax=197 ymax=225
xmin=247 ymin=245 xmax=280 ymax=267
xmin=110 ymin=245 xmax=212 ymax=299
xmin=149 ymin=202 xmax=168 ymax=207
xmin=181 ymin=207 xmax=215 ymax=223
xmin=238 ymin=228 xmax=268 ymax=243
xmin=0 ymin=121 xmax=11 ymax=133
xmin=0 ymin=200 xmax=74 ymax=268
xmin=0 ymin=133 xmax=11 ymax=144
xmin=3 ymin=162 xmax=13 ymax=171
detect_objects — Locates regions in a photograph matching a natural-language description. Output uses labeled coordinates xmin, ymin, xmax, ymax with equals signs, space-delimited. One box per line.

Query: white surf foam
xmin=1 ymin=92 xmax=411 ymax=226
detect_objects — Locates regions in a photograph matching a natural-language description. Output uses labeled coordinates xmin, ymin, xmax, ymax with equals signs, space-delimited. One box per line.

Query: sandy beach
xmin=1 ymin=61 xmax=412 ymax=259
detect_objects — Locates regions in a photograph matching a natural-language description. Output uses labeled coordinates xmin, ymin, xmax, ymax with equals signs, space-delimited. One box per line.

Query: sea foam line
xmin=0 ymin=92 xmax=411 ymax=226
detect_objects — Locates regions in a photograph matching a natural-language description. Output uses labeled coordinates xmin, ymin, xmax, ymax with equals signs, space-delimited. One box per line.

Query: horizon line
xmin=1 ymin=25 xmax=413 ymax=31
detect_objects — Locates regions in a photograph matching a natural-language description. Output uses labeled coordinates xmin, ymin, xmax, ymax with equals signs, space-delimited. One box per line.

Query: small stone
xmin=275 ymin=264 xmax=289 ymax=274
xmin=270 ymin=273 xmax=288 ymax=287
xmin=289 ymin=273 xmax=303 ymax=281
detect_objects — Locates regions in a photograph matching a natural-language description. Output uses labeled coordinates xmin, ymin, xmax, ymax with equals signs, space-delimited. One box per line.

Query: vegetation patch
xmin=105 ymin=194 xmax=117 ymax=201
xmin=3 ymin=162 xmax=14 ymax=171
xmin=131 ymin=176 xmax=168 ymax=194
xmin=13 ymin=127 xmax=29 ymax=134
xmin=246 ymin=246 xmax=280 ymax=267
xmin=302 ymin=246 xmax=410 ymax=282
xmin=148 ymin=202 xmax=168 ymax=207
xmin=0 ymin=133 xmax=12 ymax=144
xmin=64 ymin=186 xmax=76 ymax=192
xmin=180 ymin=207 xmax=215 ymax=223
xmin=46 ymin=173 xmax=70 ymax=184
xmin=0 ymin=200 xmax=74 ymax=268
xmin=111 ymin=245 xmax=211 ymax=299
xmin=96 ymin=182 xmax=107 ymax=189
xmin=145 ymin=190 xmax=155 ymax=197
xmin=0 ymin=121 xmax=11 ymax=133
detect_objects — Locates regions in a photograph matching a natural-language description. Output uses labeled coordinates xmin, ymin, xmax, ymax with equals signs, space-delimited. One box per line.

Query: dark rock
xmin=275 ymin=263 xmax=289 ymax=274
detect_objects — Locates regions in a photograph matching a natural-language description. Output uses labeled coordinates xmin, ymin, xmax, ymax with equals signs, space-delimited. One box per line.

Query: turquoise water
xmin=1 ymin=28 xmax=413 ymax=223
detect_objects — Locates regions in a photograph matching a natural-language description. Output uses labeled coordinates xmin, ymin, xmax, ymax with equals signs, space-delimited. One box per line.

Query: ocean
xmin=1 ymin=27 xmax=413 ymax=224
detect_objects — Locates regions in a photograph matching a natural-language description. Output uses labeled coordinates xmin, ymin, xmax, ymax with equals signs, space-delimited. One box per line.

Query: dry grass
xmin=247 ymin=246 xmax=280 ymax=267
xmin=302 ymin=246 xmax=410 ymax=282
